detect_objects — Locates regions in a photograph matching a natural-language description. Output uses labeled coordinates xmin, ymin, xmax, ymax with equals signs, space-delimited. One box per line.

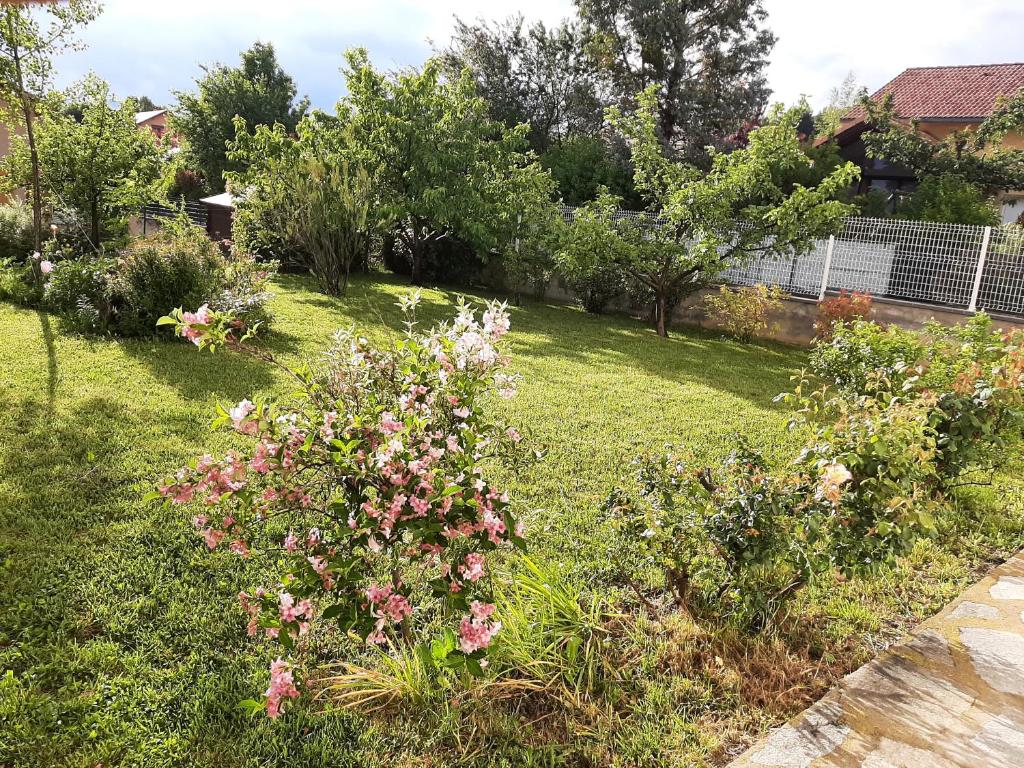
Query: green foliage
xmin=441 ymin=15 xmax=602 ymax=154
xmin=604 ymin=443 xmax=811 ymax=627
xmin=0 ymin=200 xmax=33 ymax=260
xmin=0 ymin=256 xmax=41 ymax=305
xmin=898 ymin=173 xmax=1000 ymax=226
xmin=809 ymin=319 xmax=925 ymax=393
xmin=172 ymin=42 xmax=309 ymax=192
xmin=43 ymin=253 xmax=116 ymax=331
xmin=577 ymin=0 xmax=774 ymax=168
xmin=5 ymin=75 xmax=163 ymax=247
xmin=862 ymin=91 xmax=1024 ymax=195
xmin=340 ymin=48 xmax=559 ymax=285
xmin=109 ymin=219 xmax=226 ymax=337
xmin=0 ymin=1 xmax=100 ymax=250
xmin=702 ymin=283 xmax=789 ymax=342
xmin=541 ymin=135 xmax=637 ymax=206
xmin=561 ymin=89 xmax=858 ymax=336
xmin=228 ymin=117 xmax=372 ymax=295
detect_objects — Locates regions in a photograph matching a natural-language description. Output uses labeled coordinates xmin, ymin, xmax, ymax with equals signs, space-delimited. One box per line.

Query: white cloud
xmin=52 ymin=0 xmax=1023 ymax=112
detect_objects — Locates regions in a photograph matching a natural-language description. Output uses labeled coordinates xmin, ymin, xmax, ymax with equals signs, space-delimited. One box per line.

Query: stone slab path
xmin=729 ymin=552 xmax=1024 ymax=768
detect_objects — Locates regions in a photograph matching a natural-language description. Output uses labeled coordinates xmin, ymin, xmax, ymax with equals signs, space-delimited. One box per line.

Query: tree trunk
xmin=655 ymin=288 xmax=669 ymax=338
xmin=90 ymin=196 xmax=100 ymax=247
xmin=409 ymin=236 xmax=425 ymax=286
xmin=9 ymin=25 xmax=43 ymax=253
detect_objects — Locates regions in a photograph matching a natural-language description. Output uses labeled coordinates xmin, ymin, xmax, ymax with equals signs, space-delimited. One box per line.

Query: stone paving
xmin=729 ymin=553 xmax=1024 ymax=768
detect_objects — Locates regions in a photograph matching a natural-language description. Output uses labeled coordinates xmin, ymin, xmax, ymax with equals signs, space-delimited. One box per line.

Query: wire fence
xmin=558 ymin=206 xmax=1024 ymax=317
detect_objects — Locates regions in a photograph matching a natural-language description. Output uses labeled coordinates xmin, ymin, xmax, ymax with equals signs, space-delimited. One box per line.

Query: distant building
xmin=135 ymin=108 xmax=176 ymax=144
xmin=820 ymin=63 xmax=1024 ymax=223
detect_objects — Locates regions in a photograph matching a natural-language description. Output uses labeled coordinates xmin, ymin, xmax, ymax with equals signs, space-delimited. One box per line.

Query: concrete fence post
xmin=818 ymin=235 xmax=836 ymax=302
xmin=968 ymin=225 xmax=992 ymax=313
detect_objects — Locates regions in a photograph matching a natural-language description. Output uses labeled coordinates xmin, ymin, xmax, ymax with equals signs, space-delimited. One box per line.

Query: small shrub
xmin=43 ymin=255 xmax=117 ymax=332
xmin=809 ymin=319 xmax=926 ymax=393
xmin=209 ymin=252 xmax=277 ymax=332
xmin=109 ymin=219 xmax=225 ymax=337
xmin=603 ymin=442 xmax=811 ymax=628
xmin=814 ymin=290 xmax=872 ymax=339
xmin=0 ymin=257 xmax=42 ymax=306
xmin=702 ymin=284 xmax=789 ymax=342
xmin=0 ymin=200 xmax=34 ymax=261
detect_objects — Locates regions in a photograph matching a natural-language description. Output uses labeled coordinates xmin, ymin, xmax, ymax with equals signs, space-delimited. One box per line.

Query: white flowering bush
xmin=154 ymin=293 xmax=527 ymax=717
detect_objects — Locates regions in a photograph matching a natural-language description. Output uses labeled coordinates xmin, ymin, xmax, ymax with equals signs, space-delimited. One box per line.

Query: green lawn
xmin=1 ymin=274 xmax=1021 ymax=767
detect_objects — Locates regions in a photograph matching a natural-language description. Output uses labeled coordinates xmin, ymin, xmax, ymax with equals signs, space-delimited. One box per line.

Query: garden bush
xmin=809 ymin=319 xmax=926 ymax=393
xmin=156 ymin=293 xmax=528 ymax=716
xmin=108 ymin=218 xmax=227 ymax=337
xmin=702 ymin=283 xmax=789 ymax=342
xmin=814 ymin=290 xmax=872 ymax=338
xmin=0 ymin=200 xmax=34 ymax=261
xmin=43 ymin=254 xmax=117 ymax=332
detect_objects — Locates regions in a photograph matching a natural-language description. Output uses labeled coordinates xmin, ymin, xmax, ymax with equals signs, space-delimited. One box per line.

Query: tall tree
xmin=559 ymin=87 xmax=858 ymax=337
xmin=172 ymin=41 xmax=308 ymax=192
xmin=5 ymin=76 xmax=163 ymax=246
xmin=576 ymin=0 xmax=775 ymax=170
xmin=440 ymin=15 xmax=603 ymax=154
xmin=340 ymin=48 xmax=557 ymax=285
xmin=0 ymin=0 xmax=99 ymax=251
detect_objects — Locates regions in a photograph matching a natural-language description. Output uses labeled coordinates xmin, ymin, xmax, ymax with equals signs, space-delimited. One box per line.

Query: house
xmin=822 ymin=63 xmax=1024 ymax=223
xmin=135 ymin=108 xmax=175 ymax=143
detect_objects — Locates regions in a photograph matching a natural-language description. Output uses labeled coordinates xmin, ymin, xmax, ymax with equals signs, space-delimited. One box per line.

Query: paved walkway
xmin=729 ymin=552 xmax=1024 ymax=768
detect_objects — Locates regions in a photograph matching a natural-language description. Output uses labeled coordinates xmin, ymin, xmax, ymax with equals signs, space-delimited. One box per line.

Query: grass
xmin=1 ymin=273 xmax=1021 ymax=767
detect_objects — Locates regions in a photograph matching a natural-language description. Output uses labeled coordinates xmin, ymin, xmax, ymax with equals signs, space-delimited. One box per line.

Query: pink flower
xmin=458 ymin=616 xmax=501 ymax=653
xmin=470 ymin=601 xmax=496 ymax=621
xmin=382 ymin=593 xmax=412 ymax=623
xmin=460 ymin=552 xmax=485 ymax=582
xmin=366 ymin=583 xmax=393 ymax=604
xmin=265 ymin=658 xmax=300 ymax=718
xmin=819 ymin=461 xmax=853 ymax=505
xmin=202 ymin=527 xmax=225 ymax=550
xmin=180 ymin=304 xmax=212 ymax=345
xmin=453 ymin=406 xmax=470 ymax=420
xmin=39 ymin=260 xmax=54 ymax=275
xmin=229 ymin=399 xmax=256 ymax=432
xmin=379 ymin=412 xmax=403 ymax=434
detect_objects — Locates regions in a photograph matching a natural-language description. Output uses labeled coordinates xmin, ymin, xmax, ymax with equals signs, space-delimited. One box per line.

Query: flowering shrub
xmin=814 ymin=290 xmax=872 ymax=339
xmin=809 ymin=319 xmax=925 ymax=394
xmin=154 ymin=293 xmax=527 ymax=716
xmin=702 ymin=283 xmax=789 ymax=342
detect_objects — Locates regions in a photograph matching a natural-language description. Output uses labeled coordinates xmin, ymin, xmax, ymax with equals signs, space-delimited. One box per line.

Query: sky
xmin=52 ymin=0 xmax=1024 ymax=113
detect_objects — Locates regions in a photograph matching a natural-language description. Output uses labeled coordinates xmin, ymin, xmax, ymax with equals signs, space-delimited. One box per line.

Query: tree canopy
xmin=4 ymin=75 xmax=163 ymax=247
xmin=576 ymin=0 xmax=775 ymax=169
xmin=440 ymin=15 xmax=603 ymax=154
xmin=338 ymin=48 xmax=558 ymax=285
xmin=173 ymin=41 xmax=309 ymax=192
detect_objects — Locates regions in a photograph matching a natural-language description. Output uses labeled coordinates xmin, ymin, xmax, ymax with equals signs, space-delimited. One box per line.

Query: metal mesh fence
xmin=558 ymin=207 xmax=1024 ymax=316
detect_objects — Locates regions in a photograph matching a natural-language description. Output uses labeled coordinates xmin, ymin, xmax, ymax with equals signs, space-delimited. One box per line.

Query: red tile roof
xmin=845 ymin=63 xmax=1024 ymax=122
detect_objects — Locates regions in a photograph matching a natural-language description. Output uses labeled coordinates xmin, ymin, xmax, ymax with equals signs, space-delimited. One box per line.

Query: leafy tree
xmin=173 ymin=42 xmax=308 ymax=192
xmin=576 ymin=0 xmax=775 ymax=169
xmin=340 ymin=48 xmax=558 ymax=286
xmin=897 ymin=173 xmax=1000 ymax=226
xmin=816 ymin=71 xmax=866 ymax=137
xmin=862 ymin=91 xmax=1024 ymax=195
xmin=440 ymin=15 xmax=603 ymax=154
xmin=229 ymin=116 xmax=373 ymax=295
xmin=130 ymin=95 xmax=162 ymax=112
xmin=561 ymin=87 xmax=858 ymax=337
xmin=0 ymin=0 xmax=99 ymax=251
xmin=5 ymin=76 xmax=163 ymax=247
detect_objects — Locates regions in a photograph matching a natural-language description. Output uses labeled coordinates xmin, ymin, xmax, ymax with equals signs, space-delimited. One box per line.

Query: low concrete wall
xmin=540 ymin=278 xmax=1024 ymax=346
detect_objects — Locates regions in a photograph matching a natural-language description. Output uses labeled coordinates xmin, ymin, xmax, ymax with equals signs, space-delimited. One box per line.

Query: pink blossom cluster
xmin=459 ymin=601 xmax=501 ymax=653
xmin=265 ymin=658 xmax=300 ymax=718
